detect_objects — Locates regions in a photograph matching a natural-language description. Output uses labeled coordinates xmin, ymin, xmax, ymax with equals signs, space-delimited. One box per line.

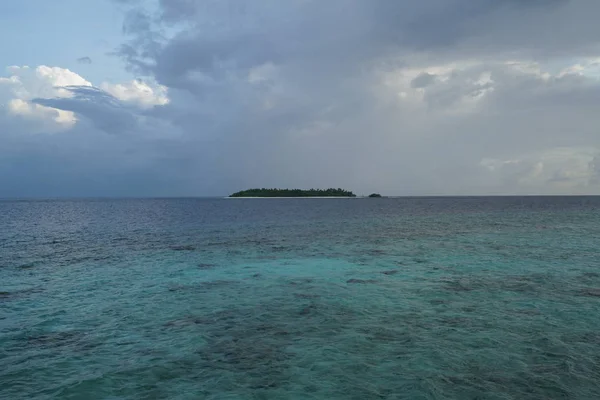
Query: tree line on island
xmin=230 ymin=188 xmax=357 ymax=197
xmin=229 ymin=188 xmax=385 ymax=197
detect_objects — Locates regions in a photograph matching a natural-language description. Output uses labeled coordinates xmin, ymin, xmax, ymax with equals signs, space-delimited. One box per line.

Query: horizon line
xmin=2 ymin=194 xmax=600 ymax=201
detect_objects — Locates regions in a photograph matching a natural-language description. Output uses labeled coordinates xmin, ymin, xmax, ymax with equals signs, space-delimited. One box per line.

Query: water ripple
xmin=1 ymin=197 xmax=600 ymax=398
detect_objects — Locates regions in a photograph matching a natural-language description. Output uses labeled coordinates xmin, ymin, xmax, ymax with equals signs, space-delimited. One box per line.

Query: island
xmin=229 ymin=188 xmax=357 ymax=197
xmin=368 ymin=193 xmax=383 ymax=198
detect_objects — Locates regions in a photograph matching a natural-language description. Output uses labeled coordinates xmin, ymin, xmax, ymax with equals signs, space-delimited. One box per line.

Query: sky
xmin=1 ymin=0 xmax=600 ymax=197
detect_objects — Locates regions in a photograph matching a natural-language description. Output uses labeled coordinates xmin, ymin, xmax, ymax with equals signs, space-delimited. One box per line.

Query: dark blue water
xmin=2 ymin=197 xmax=600 ymax=399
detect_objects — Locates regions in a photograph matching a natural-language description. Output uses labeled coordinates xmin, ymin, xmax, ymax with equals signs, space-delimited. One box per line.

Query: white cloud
xmin=480 ymin=147 xmax=600 ymax=194
xmin=0 ymin=65 xmax=92 ymax=129
xmin=504 ymin=61 xmax=551 ymax=80
xmin=248 ymin=63 xmax=278 ymax=84
xmin=558 ymin=57 xmax=600 ymax=79
xmin=0 ymin=65 xmax=170 ymax=133
xmin=100 ymin=79 xmax=169 ymax=108
xmin=378 ymin=61 xmax=496 ymax=116
xmin=36 ymin=65 xmax=92 ymax=92
xmin=8 ymin=98 xmax=32 ymax=115
xmin=7 ymin=98 xmax=77 ymax=129
xmin=3 ymin=65 xmax=92 ymax=99
xmin=375 ymin=56 xmax=600 ymax=120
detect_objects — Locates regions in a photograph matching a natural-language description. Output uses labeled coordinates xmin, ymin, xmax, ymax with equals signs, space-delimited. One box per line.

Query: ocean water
xmin=1 ymin=197 xmax=600 ymax=400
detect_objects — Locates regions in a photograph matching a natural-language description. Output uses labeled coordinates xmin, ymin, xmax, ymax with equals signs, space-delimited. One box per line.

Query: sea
xmin=1 ymin=196 xmax=600 ymax=399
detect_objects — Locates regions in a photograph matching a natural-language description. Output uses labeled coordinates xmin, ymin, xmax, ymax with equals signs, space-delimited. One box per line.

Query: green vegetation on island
xmin=229 ymin=188 xmax=357 ymax=197
xmin=368 ymin=193 xmax=383 ymax=198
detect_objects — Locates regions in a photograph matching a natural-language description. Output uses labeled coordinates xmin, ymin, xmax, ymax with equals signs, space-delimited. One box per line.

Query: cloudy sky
xmin=2 ymin=0 xmax=600 ymax=197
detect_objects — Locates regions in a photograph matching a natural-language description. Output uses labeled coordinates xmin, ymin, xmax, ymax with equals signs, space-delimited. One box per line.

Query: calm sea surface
xmin=1 ymin=197 xmax=600 ymax=399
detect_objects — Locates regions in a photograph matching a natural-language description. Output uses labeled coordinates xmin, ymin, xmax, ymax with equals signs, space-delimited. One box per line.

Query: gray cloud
xmin=411 ymin=73 xmax=437 ymax=89
xmin=77 ymin=57 xmax=92 ymax=64
xmin=590 ymin=156 xmax=600 ymax=185
xmin=3 ymin=0 xmax=600 ymax=196
xmin=112 ymin=1 xmax=600 ymax=193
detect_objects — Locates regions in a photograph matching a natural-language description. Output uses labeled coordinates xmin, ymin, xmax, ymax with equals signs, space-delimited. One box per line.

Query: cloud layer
xmin=2 ymin=0 xmax=600 ymax=196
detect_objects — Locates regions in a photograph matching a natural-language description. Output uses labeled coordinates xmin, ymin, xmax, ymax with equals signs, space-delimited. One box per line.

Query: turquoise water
xmin=1 ymin=197 xmax=600 ymax=399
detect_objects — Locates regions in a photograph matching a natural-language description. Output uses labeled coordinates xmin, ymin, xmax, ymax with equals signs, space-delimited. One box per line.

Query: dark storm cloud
xmin=115 ymin=0 xmax=597 ymax=112
xmin=3 ymin=0 xmax=600 ymax=196
xmin=105 ymin=0 xmax=600 ymax=195
xmin=129 ymin=0 xmax=593 ymax=81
